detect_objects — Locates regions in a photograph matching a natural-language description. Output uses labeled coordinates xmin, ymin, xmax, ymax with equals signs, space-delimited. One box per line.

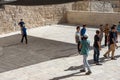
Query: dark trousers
xmin=93 ymin=47 xmax=100 ymax=63
xmin=77 ymin=41 xmax=81 ymax=53
xmin=105 ymin=35 xmax=108 ymax=46
xmin=21 ymin=34 xmax=28 ymax=44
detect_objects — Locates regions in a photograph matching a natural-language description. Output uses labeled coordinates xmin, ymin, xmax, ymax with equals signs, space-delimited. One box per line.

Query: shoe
xmin=93 ymin=61 xmax=97 ymax=64
xmin=103 ymin=54 xmax=107 ymax=58
xmin=80 ymin=69 xmax=86 ymax=72
xmin=116 ymin=41 xmax=118 ymax=43
xmin=111 ymin=57 xmax=117 ymax=60
xmin=96 ymin=63 xmax=102 ymax=65
xmin=104 ymin=44 xmax=107 ymax=46
xmin=86 ymin=71 xmax=92 ymax=75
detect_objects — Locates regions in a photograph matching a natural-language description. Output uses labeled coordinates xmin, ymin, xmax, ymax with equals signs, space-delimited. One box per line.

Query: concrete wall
xmin=67 ymin=11 xmax=120 ymax=26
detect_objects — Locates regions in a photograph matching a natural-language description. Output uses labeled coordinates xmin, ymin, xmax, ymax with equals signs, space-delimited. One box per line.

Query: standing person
xmin=99 ymin=24 xmax=104 ymax=45
xmin=104 ymin=24 xmax=110 ymax=46
xmin=117 ymin=21 xmax=120 ymax=35
xmin=93 ymin=30 xmax=102 ymax=65
xmin=107 ymin=25 xmax=118 ymax=58
xmin=80 ymin=34 xmax=92 ymax=75
xmin=117 ymin=22 xmax=120 ymax=42
xmin=21 ymin=26 xmax=28 ymax=44
xmin=80 ymin=24 xmax=86 ymax=39
xmin=103 ymin=26 xmax=118 ymax=60
xmin=114 ymin=25 xmax=118 ymax=43
xmin=18 ymin=19 xmax=25 ymax=35
xmin=75 ymin=26 xmax=81 ymax=53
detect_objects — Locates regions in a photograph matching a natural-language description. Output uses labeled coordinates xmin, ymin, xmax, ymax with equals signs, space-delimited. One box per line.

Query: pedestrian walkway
xmin=0 ymin=25 xmax=120 ymax=80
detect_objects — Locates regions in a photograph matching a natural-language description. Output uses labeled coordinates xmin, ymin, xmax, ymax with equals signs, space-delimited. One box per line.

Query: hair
xmin=96 ymin=30 xmax=100 ymax=34
xmin=82 ymin=36 xmax=88 ymax=40
xmin=111 ymin=25 xmax=115 ymax=30
xmin=100 ymin=24 xmax=103 ymax=26
xmin=106 ymin=24 xmax=109 ymax=26
xmin=112 ymin=24 xmax=116 ymax=27
xmin=76 ymin=26 xmax=80 ymax=30
xmin=83 ymin=24 xmax=86 ymax=27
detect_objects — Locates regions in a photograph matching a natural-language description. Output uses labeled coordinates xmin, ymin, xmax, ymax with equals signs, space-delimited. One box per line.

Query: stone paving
xmin=0 ymin=25 xmax=120 ymax=80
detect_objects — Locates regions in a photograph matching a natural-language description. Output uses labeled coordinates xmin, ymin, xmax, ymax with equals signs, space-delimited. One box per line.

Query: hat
xmin=83 ymin=33 xmax=88 ymax=38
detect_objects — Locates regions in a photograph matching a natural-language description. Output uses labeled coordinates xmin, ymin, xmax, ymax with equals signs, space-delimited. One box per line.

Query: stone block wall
xmin=67 ymin=11 xmax=120 ymax=26
xmin=0 ymin=3 xmax=73 ymax=34
xmin=72 ymin=1 xmax=89 ymax=11
xmin=0 ymin=1 xmax=119 ymax=34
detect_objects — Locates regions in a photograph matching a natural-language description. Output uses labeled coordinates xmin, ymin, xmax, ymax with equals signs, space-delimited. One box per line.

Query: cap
xmin=83 ymin=33 xmax=88 ymax=38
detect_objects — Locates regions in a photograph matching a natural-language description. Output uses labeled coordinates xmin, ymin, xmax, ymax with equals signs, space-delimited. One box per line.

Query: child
xmin=104 ymin=24 xmax=110 ymax=46
xmin=93 ymin=30 xmax=102 ymax=65
xmin=99 ymin=24 xmax=104 ymax=45
xmin=80 ymin=24 xmax=86 ymax=40
xmin=21 ymin=26 xmax=28 ymax=44
xmin=75 ymin=26 xmax=81 ymax=53
xmin=104 ymin=25 xmax=118 ymax=60
xmin=80 ymin=34 xmax=92 ymax=75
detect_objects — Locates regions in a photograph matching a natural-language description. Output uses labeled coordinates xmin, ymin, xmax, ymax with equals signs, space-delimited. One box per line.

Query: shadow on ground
xmin=50 ymin=55 xmax=120 ymax=80
xmin=0 ymin=34 xmax=77 ymax=73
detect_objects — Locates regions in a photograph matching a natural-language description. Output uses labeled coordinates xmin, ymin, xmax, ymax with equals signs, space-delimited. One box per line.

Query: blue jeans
xmin=83 ymin=55 xmax=91 ymax=71
xmin=94 ymin=47 xmax=100 ymax=63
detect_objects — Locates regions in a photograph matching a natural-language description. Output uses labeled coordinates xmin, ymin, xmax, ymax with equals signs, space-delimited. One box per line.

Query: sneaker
xmin=80 ymin=69 xmax=86 ymax=72
xmin=86 ymin=71 xmax=92 ymax=75
xmin=104 ymin=44 xmax=107 ymax=46
xmin=116 ymin=41 xmax=118 ymax=43
xmin=103 ymin=54 xmax=107 ymax=58
xmin=111 ymin=57 xmax=117 ymax=60
xmin=96 ymin=63 xmax=102 ymax=65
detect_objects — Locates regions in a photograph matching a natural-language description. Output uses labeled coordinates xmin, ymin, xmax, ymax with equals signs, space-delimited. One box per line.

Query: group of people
xmin=18 ymin=19 xmax=28 ymax=44
xmin=75 ymin=23 xmax=120 ymax=75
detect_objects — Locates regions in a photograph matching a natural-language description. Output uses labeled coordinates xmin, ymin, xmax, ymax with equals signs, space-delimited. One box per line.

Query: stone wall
xmin=72 ymin=1 xmax=89 ymax=11
xmin=0 ymin=1 xmax=119 ymax=34
xmin=0 ymin=3 xmax=73 ymax=34
xmin=72 ymin=1 xmax=115 ymax=12
xmin=67 ymin=11 xmax=120 ymax=26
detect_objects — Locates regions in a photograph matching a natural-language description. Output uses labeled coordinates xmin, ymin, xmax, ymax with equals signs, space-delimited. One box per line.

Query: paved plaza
xmin=0 ymin=25 xmax=120 ymax=80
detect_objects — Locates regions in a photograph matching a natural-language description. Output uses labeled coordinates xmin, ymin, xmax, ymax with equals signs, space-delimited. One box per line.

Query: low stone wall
xmin=67 ymin=11 xmax=120 ymax=26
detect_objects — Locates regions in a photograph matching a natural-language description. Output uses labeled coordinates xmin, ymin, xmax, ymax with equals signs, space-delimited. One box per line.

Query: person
xmin=21 ymin=26 xmax=28 ymax=44
xmin=99 ymin=24 xmax=104 ymax=45
xmin=117 ymin=22 xmax=120 ymax=42
xmin=75 ymin=26 xmax=81 ymax=53
xmin=80 ymin=24 xmax=86 ymax=39
xmin=103 ymin=25 xmax=118 ymax=60
xmin=93 ymin=30 xmax=102 ymax=65
xmin=114 ymin=25 xmax=118 ymax=43
xmin=117 ymin=21 xmax=120 ymax=35
xmin=104 ymin=24 xmax=110 ymax=46
xmin=18 ymin=19 xmax=25 ymax=35
xmin=80 ymin=34 xmax=92 ymax=75
xmin=107 ymin=25 xmax=118 ymax=58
